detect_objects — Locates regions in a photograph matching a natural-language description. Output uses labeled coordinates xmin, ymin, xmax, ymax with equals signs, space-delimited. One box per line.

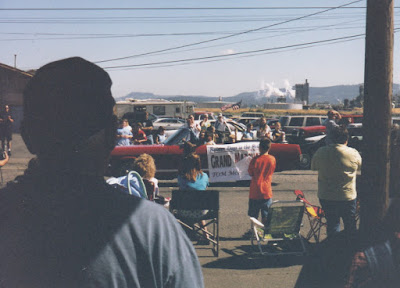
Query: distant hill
xmin=118 ymin=84 xmax=400 ymax=107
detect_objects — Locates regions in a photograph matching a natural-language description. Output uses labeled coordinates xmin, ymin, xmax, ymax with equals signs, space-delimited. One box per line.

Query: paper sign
xmin=206 ymin=142 xmax=260 ymax=183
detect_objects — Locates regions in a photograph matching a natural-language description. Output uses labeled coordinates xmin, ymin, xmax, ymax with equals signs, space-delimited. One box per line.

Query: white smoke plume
xmin=258 ymin=80 xmax=295 ymax=100
xmin=283 ymin=79 xmax=296 ymax=99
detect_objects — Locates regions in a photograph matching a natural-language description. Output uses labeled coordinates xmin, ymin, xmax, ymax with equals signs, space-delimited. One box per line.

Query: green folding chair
xmin=250 ymin=200 xmax=306 ymax=256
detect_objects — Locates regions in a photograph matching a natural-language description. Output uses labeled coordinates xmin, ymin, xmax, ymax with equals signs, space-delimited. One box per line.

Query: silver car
xmin=152 ymin=118 xmax=185 ymax=130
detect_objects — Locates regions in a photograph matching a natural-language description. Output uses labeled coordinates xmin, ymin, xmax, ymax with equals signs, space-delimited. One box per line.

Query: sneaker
xmin=7 ymin=150 xmax=11 ymax=156
xmin=283 ymin=233 xmax=297 ymax=239
xmin=263 ymin=234 xmax=274 ymax=240
xmin=256 ymin=227 xmax=264 ymax=238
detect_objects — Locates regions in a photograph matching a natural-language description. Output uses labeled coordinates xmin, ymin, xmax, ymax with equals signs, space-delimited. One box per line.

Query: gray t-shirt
xmin=323 ymin=118 xmax=340 ymax=145
xmin=0 ymin=173 xmax=203 ymax=288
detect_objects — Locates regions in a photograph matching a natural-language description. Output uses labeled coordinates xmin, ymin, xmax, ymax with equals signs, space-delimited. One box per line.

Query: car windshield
xmin=163 ymin=128 xmax=190 ymax=145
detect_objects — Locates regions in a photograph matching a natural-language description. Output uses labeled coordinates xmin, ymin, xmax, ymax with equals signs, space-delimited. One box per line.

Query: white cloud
xmin=221 ymin=49 xmax=235 ymax=55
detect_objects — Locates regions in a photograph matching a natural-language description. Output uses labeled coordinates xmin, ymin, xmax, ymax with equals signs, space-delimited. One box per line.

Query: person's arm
xmin=0 ymin=152 xmax=9 ymax=166
xmin=225 ymin=122 xmax=232 ymax=133
xmin=248 ymin=157 xmax=256 ymax=176
xmin=133 ymin=131 xmax=147 ymax=144
xmin=335 ymin=111 xmax=342 ymax=121
xmin=310 ymin=150 xmax=319 ymax=171
xmin=124 ymin=133 xmax=133 ymax=139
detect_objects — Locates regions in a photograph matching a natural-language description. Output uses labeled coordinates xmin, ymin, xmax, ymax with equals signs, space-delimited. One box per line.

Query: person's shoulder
xmin=266 ymin=154 xmax=276 ymax=163
xmin=200 ymin=171 xmax=209 ymax=181
xmin=343 ymin=145 xmax=361 ymax=156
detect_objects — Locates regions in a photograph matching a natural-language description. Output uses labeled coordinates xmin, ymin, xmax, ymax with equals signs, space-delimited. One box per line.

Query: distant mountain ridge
xmin=118 ymin=84 xmax=400 ymax=107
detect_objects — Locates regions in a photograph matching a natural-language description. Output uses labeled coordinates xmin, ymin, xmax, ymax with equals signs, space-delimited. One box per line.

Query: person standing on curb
xmin=323 ymin=109 xmax=342 ymax=145
xmin=311 ymin=126 xmax=361 ymax=240
xmin=0 ymin=105 xmax=14 ymax=156
xmin=248 ymin=138 xmax=276 ymax=226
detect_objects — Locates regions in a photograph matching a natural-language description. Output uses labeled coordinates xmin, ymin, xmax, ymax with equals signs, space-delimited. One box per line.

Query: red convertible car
xmin=107 ymin=128 xmax=302 ymax=179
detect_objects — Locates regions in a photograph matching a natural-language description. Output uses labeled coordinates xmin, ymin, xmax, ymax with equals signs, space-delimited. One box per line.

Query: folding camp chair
xmin=170 ymin=189 xmax=220 ymax=257
xmin=250 ymin=200 xmax=306 ymax=256
xmin=294 ymin=190 xmax=327 ymax=243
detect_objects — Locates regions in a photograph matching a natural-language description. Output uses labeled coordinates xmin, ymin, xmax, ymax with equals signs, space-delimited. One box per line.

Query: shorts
xmin=248 ymin=198 xmax=272 ymax=219
xmin=1 ymin=129 xmax=11 ymax=142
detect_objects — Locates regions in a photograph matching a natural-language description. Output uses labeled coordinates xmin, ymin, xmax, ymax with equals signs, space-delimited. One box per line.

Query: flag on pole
xmin=221 ymin=100 xmax=242 ymax=111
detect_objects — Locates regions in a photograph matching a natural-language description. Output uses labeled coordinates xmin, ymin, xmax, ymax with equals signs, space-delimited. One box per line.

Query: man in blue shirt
xmin=0 ymin=57 xmax=204 ymax=288
xmin=116 ymin=119 xmax=133 ymax=146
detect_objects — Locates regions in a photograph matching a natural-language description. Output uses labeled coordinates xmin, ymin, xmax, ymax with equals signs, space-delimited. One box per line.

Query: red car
xmin=108 ymin=128 xmax=302 ymax=180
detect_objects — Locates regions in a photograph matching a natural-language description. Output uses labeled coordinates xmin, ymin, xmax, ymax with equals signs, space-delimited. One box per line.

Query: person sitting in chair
xmin=177 ymin=152 xmax=210 ymax=245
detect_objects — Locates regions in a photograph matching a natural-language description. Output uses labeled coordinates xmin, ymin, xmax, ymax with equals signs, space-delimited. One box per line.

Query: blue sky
xmin=1 ymin=0 xmax=398 ymax=98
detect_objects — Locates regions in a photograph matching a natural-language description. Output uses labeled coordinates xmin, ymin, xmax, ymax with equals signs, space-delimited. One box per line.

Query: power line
xmin=103 ymin=34 xmax=364 ymax=69
xmin=0 ymin=19 xmax=369 ymax=41
xmin=95 ymin=0 xmax=363 ymax=64
xmin=106 ymin=27 xmax=400 ymax=71
xmin=0 ymin=7 xmax=369 ymax=11
xmin=112 ymin=37 xmax=365 ymax=71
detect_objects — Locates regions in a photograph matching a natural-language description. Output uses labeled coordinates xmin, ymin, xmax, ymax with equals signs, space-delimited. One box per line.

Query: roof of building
xmin=0 ymin=62 xmax=34 ymax=78
xmin=116 ymin=99 xmax=195 ymax=105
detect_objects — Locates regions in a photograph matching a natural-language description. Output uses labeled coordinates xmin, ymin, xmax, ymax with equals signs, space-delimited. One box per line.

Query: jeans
xmin=248 ymin=198 xmax=272 ymax=220
xmin=319 ymin=198 xmax=357 ymax=238
xmin=146 ymin=134 xmax=154 ymax=145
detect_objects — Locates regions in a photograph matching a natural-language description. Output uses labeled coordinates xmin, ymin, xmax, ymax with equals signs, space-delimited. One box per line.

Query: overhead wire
xmin=0 ymin=18 xmax=369 ymax=42
xmin=103 ymin=34 xmax=365 ymax=69
xmin=94 ymin=0 xmax=364 ymax=64
xmin=0 ymin=7 xmax=369 ymax=11
xmin=109 ymin=37 xmax=365 ymax=71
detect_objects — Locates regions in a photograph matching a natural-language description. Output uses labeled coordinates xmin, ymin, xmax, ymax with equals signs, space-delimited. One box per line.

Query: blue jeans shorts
xmin=248 ymin=198 xmax=272 ymax=219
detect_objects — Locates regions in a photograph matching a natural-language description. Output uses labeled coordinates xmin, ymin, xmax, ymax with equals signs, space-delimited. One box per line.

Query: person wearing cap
xmin=214 ymin=114 xmax=232 ymax=143
xmin=323 ymin=109 xmax=342 ymax=145
xmin=0 ymin=57 xmax=204 ymax=288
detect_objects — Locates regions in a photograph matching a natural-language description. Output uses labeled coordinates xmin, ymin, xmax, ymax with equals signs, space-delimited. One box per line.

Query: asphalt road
xmin=5 ymin=134 xmax=323 ymax=288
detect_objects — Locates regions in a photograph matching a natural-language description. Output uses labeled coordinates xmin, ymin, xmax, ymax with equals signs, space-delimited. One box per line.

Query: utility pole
xmin=14 ymin=54 xmax=16 ymax=68
xmin=360 ymin=0 xmax=393 ymax=241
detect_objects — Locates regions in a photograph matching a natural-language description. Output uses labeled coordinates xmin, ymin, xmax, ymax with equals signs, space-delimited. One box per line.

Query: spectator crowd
xmin=115 ymin=113 xmax=286 ymax=147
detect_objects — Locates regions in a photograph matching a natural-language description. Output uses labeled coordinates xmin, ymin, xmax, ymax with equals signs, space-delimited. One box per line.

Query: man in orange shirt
xmin=248 ymin=138 xmax=276 ymax=225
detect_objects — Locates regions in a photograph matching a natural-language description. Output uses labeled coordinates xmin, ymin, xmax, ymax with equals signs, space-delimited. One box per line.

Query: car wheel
xmin=299 ymin=153 xmax=312 ymax=170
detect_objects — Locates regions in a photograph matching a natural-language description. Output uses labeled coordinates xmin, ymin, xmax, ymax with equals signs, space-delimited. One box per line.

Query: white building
xmin=115 ymin=99 xmax=195 ymax=119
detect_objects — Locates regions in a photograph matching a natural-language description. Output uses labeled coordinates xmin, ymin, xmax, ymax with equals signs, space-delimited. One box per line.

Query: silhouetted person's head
xmin=259 ymin=138 xmax=272 ymax=154
xmin=332 ymin=127 xmax=349 ymax=145
xmin=22 ymin=57 xmax=117 ymax=171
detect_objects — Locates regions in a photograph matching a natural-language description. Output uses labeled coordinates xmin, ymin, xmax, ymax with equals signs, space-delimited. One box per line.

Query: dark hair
xmin=22 ymin=57 xmax=116 ymax=155
xmin=179 ymin=152 xmax=203 ymax=182
xmin=259 ymin=138 xmax=272 ymax=152
xmin=332 ymin=127 xmax=349 ymax=144
xmin=157 ymin=126 xmax=165 ymax=133
xmin=246 ymin=123 xmax=253 ymax=128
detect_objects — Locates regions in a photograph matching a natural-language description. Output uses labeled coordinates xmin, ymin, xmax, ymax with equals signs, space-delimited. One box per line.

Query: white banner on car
xmin=206 ymin=142 xmax=260 ymax=183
